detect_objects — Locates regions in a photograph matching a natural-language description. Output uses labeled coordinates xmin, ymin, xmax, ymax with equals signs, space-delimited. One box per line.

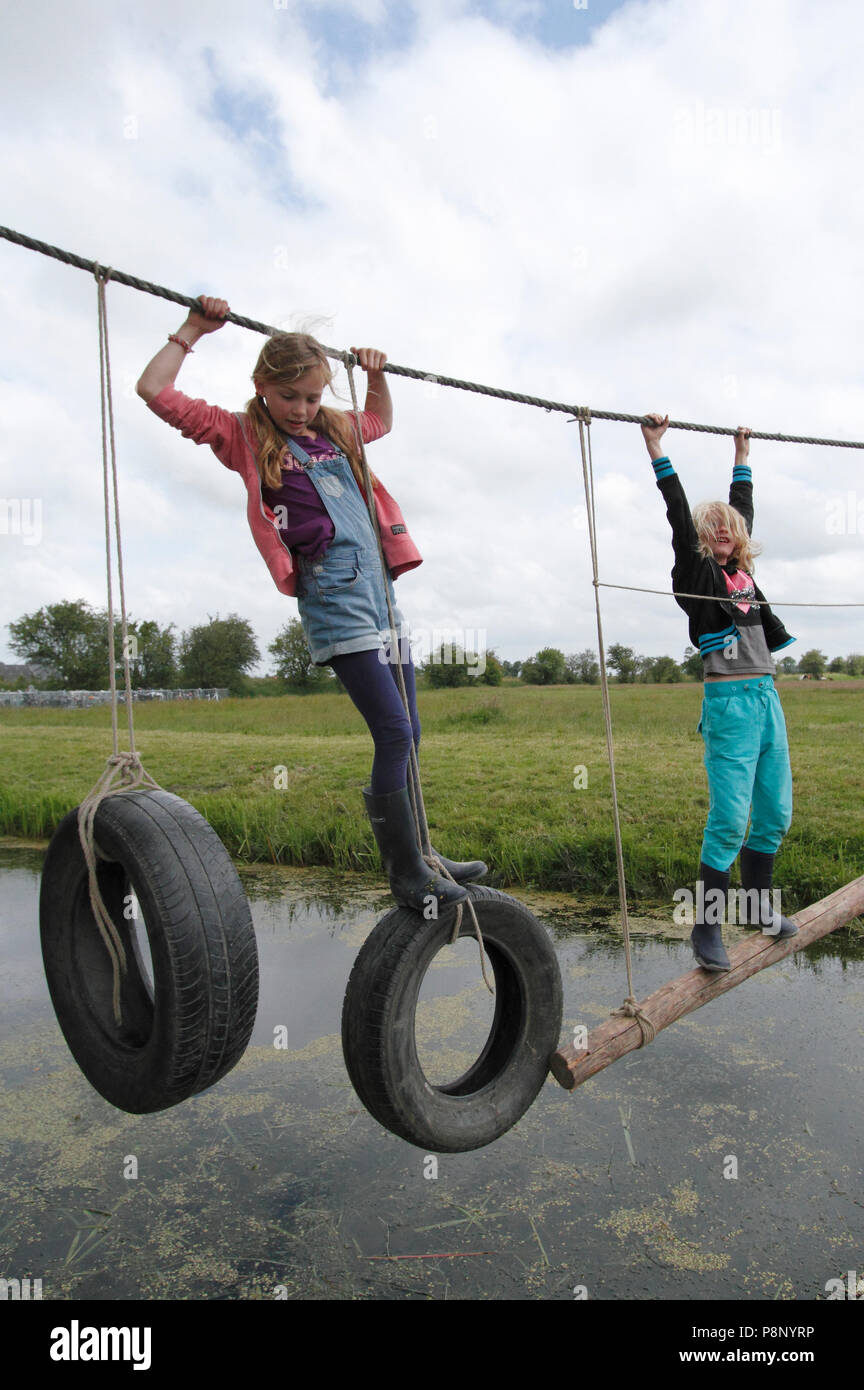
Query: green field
xmin=1 ymin=680 xmax=862 ymax=910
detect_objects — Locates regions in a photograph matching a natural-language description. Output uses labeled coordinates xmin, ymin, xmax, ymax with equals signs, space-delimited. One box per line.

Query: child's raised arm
xmin=136 ymin=296 xmax=229 ymax=403
xmin=349 ymin=345 xmax=393 ymax=432
xmin=641 ymin=412 xmax=670 ymax=460
xmin=730 ymin=425 xmax=754 ymax=531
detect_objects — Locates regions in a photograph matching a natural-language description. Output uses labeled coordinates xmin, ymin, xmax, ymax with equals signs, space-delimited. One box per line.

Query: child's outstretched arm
xmin=136 ymin=297 xmax=229 ymax=403
xmin=349 ymin=346 xmax=392 ymax=432
xmin=730 ymin=425 xmax=754 ymax=533
xmin=641 ymin=411 xmax=706 ymax=576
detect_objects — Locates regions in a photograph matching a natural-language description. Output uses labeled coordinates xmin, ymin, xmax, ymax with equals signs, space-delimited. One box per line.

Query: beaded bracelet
xmin=167 ymin=334 xmax=194 ymax=354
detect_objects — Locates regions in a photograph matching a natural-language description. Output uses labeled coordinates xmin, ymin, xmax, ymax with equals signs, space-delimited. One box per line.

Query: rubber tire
xmin=341 ymin=883 xmax=563 ymax=1153
xmin=39 ymin=789 xmax=259 ymax=1114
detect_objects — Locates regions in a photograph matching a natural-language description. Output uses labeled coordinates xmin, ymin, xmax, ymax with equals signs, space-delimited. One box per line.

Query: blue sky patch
xmin=469 ymin=0 xmax=635 ymax=48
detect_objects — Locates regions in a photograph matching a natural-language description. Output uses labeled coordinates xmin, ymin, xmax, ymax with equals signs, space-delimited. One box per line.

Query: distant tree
xmin=8 ymin=599 xmax=107 ymax=688
xmin=501 ymin=660 xmax=522 ymax=678
xmin=798 ymin=648 xmax=827 ymax=679
xmin=476 ymin=648 xmax=504 ymax=685
xmin=179 ymin=614 xmax=259 ymax=694
xmin=422 ymin=642 xmax=473 ymax=688
xmin=606 ymin=643 xmax=637 ymax=684
xmin=520 ymin=658 xmax=540 ymax=683
xmin=778 ymin=655 xmax=798 ymax=675
xmin=269 ymin=619 xmax=330 ymax=689
xmin=828 ymin=656 xmax=846 ymax=674
xmin=652 ymin=655 xmax=682 ymax=683
xmin=682 ymin=645 xmax=704 ymax=680
xmin=132 ymin=619 xmax=178 ymax=688
xmin=567 ymin=649 xmax=599 ymax=684
xmin=846 ymin=653 xmax=864 ymax=676
xmin=8 ymin=600 xmax=182 ymax=690
xmin=520 ymin=647 xmax=568 ymax=685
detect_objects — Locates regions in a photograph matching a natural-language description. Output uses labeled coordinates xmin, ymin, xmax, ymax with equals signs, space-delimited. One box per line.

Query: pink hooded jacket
xmin=146 ymin=384 xmax=424 ymax=598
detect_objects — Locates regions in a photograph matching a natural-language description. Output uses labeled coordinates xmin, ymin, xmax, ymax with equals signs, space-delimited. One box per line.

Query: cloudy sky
xmin=2 ymin=0 xmax=863 ymax=676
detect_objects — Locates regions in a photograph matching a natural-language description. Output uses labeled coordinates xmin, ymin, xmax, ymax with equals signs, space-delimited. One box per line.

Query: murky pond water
xmin=1 ymin=843 xmax=863 ymax=1302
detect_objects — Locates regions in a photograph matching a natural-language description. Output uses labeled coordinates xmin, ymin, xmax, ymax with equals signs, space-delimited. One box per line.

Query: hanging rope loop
xmin=77 ymin=752 xmax=163 ymax=1019
xmin=74 ymin=268 xmax=165 ymax=1026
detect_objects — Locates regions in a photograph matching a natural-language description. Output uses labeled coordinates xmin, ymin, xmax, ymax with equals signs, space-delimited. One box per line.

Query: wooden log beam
xmin=549 ymin=874 xmax=864 ymax=1091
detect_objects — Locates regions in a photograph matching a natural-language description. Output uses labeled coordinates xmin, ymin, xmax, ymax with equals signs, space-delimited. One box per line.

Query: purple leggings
xmin=329 ymin=647 xmax=421 ymax=794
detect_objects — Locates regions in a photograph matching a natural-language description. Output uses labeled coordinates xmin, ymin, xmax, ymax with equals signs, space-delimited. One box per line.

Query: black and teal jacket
xmin=650 ymin=454 xmax=795 ymax=660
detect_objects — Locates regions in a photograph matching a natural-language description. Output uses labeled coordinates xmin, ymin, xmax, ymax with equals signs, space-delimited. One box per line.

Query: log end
xmin=548 ymin=1046 xmax=588 ymax=1090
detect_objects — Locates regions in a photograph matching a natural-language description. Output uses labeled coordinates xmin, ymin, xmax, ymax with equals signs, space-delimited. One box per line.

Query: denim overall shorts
xmin=285 ymin=434 xmax=407 ymax=666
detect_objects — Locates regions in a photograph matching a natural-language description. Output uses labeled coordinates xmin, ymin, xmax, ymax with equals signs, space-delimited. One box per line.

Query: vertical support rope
xmin=342 ymin=356 xmax=493 ymax=992
xmin=75 ymin=268 xmax=163 ymax=1026
xmin=576 ymin=413 xmax=655 ymax=1046
xmin=95 ymin=268 xmax=138 ymax=753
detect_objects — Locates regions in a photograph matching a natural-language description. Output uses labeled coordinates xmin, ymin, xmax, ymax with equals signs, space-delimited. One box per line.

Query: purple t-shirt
xmin=261 ymin=412 xmax=384 ymax=563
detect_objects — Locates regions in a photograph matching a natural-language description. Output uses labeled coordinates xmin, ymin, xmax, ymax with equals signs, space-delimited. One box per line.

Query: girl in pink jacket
xmin=137 ymin=297 xmax=485 ymax=913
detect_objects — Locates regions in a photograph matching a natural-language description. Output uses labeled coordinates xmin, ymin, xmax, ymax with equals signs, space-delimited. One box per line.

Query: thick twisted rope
xmin=76 ymin=268 xmax=164 ymax=1025
xmin=5 ymin=224 xmax=864 ymax=449
xmin=4 ymin=223 xmax=855 ymax=610
xmin=343 ymin=361 xmax=494 ymax=994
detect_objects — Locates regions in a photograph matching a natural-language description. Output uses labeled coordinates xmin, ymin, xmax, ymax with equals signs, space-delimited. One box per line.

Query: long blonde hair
xmin=245 ymin=333 xmax=380 ymax=494
xmin=692 ymin=500 xmax=761 ymax=573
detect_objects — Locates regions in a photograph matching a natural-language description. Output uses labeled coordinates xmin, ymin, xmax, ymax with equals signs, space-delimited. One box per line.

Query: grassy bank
xmin=2 ymin=680 xmax=862 ymax=908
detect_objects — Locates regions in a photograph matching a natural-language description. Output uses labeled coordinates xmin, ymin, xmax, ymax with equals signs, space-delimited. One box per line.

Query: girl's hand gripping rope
xmin=349 ymin=346 xmax=388 ymax=372
xmin=187 ymin=296 xmax=230 ymax=335
xmin=641 ymin=411 xmax=670 ymax=460
xmin=734 ymin=425 xmax=751 ymax=461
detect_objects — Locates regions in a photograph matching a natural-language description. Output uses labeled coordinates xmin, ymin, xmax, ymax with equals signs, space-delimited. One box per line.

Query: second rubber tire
xmin=341 ymin=884 xmax=563 ymax=1152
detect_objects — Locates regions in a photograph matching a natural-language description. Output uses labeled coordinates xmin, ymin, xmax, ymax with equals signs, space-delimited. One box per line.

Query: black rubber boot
xmin=362 ymin=785 xmax=469 ymax=913
xmin=427 ymin=845 xmax=488 ymax=884
xmin=739 ymin=846 xmax=799 ymax=938
xmin=691 ymin=861 xmax=731 ymax=972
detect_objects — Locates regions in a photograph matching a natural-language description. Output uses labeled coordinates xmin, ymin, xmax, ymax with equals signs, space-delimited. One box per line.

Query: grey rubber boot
xmin=691 ymin=861 xmax=731 ymax=972
xmin=427 ymin=845 xmax=488 ymax=884
xmin=362 ymin=785 xmax=469 ymax=913
xmin=739 ymin=846 xmax=799 ymax=938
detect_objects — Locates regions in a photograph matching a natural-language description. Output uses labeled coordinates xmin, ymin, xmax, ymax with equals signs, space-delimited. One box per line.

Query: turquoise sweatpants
xmin=698 ymin=675 xmax=793 ymax=872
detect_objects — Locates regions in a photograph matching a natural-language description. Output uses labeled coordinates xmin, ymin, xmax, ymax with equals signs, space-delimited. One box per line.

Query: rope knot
xmin=106 ymin=750 xmax=146 ymax=785
xmin=611 ymin=995 xmax=656 ymax=1046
